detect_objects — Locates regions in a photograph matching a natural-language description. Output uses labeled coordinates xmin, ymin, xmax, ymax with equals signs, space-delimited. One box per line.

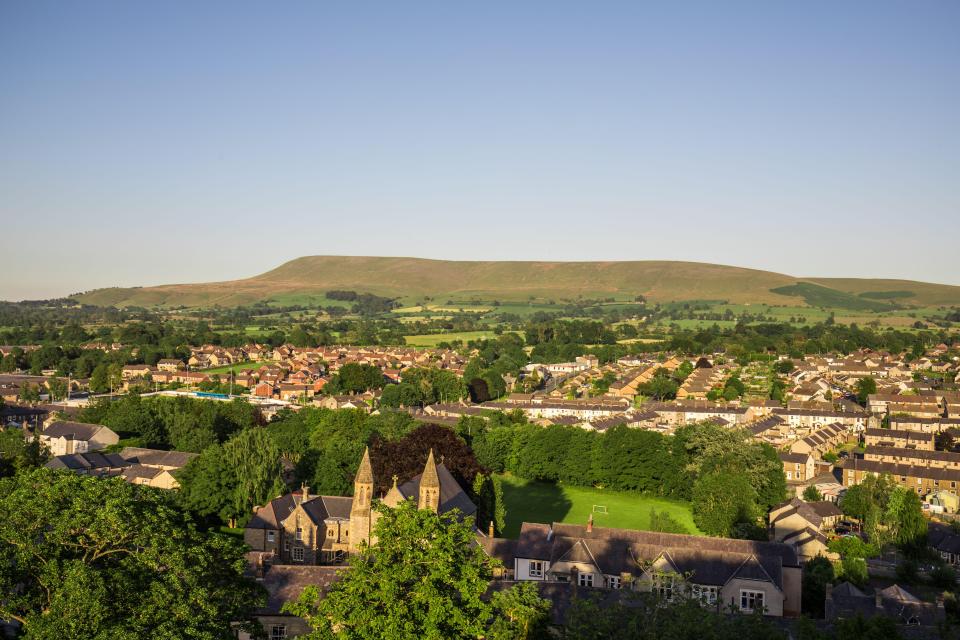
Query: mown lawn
xmin=203 ymin=361 xmax=268 ymax=375
xmin=497 ymin=474 xmax=701 ymax=538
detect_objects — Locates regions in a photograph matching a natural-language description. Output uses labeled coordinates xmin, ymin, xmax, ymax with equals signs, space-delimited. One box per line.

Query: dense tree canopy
xmin=0 ymin=469 xmax=264 ymax=639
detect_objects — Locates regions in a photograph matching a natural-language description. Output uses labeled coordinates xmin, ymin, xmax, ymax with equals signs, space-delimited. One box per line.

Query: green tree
xmin=89 ymin=364 xmax=110 ymax=394
xmin=692 ymin=470 xmax=758 ymax=537
xmin=839 ymin=556 xmax=869 ymax=588
xmin=0 ymin=468 xmax=265 ymax=639
xmin=801 ymin=555 xmax=834 ymax=618
xmin=0 ymin=428 xmax=51 ymax=477
xmin=855 ymin=376 xmax=877 ymax=405
xmin=488 ymin=581 xmax=551 ymax=640
xmin=803 ymin=485 xmax=824 ymax=502
xmin=176 ymin=444 xmax=238 ymax=523
xmin=285 ymin=500 xmax=494 ymax=639
xmin=222 ymin=428 xmax=286 ymax=521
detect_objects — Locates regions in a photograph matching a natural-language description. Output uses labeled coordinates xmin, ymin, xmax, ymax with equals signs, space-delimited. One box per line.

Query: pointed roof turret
xmin=421 ymin=448 xmax=440 ymax=488
xmin=355 ymin=447 xmax=373 ymax=485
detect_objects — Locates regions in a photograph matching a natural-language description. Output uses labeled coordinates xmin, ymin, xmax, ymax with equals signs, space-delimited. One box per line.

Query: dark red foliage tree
xmin=370 ymin=423 xmax=487 ymax=496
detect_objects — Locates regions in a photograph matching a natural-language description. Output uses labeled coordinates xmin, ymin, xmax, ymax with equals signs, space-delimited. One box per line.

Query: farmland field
xmin=403 ymin=331 xmax=500 ymax=347
xmin=497 ymin=474 xmax=701 ymax=538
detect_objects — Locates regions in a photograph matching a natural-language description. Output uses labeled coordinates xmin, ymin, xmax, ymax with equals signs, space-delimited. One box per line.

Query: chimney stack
xmin=489 ymin=521 xmax=495 ymax=538
xmin=875 ymin=590 xmax=883 ymax=608
xmin=587 ymin=513 xmax=594 ymax=533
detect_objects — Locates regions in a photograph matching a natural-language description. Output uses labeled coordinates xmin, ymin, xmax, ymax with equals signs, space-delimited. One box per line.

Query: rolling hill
xmin=72 ymin=256 xmax=960 ymax=309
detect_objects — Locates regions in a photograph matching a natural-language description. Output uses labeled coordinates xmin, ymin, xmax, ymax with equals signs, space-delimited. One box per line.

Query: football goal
xmin=592 ymin=505 xmax=608 ymax=514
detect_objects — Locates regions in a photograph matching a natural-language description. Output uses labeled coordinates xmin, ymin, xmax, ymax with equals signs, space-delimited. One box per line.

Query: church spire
xmin=418 ymin=448 xmax=441 ymax=512
xmin=354 ymin=446 xmax=373 ymax=485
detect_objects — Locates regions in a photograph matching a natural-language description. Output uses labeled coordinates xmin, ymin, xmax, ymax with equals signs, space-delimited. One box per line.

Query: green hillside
xmin=72 ymin=256 xmax=960 ymax=310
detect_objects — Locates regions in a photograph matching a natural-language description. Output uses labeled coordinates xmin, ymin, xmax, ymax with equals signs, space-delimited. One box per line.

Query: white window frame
xmin=270 ymin=624 xmax=287 ymax=639
xmin=692 ymin=584 xmax=717 ymax=605
xmin=608 ymin=576 xmax=621 ymax=589
xmin=653 ymin=574 xmax=676 ymax=601
xmin=740 ymin=589 xmax=764 ymax=613
xmin=292 ymin=546 xmax=304 ymax=562
xmin=267 ymin=530 xmax=275 ymax=543
xmin=528 ymin=560 xmax=544 ymax=578
xmin=295 ymin=526 xmax=303 ymax=541
xmin=578 ymin=573 xmax=594 ymax=587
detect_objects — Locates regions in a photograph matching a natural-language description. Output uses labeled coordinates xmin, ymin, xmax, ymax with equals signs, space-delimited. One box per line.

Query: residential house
xmin=789 ymin=422 xmax=851 ymax=458
xmin=779 ymin=452 xmax=815 ymax=483
xmin=840 ymin=457 xmax=960 ymax=496
xmin=38 ymin=421 xmax=119 ymax=456
xmin=825 ymin=582 xmax=944 ymax=627
xmin=863 ymin=428 xmax=934 ymax=451
xmin=768 ymin=498 xmax=842 ymax=561
xmin=512 ymin=521 xmax=801 ymax=617
xmin=156 ymin=359 xmax=184 ymax=372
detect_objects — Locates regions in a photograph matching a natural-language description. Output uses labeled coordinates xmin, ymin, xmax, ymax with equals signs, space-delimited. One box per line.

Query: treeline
xmin=465 ymin=416 xmax=786 ymax=538
xmin=76 ymin=394 xmax=263 ymax=451
xmin=174 ymin=406 xmax=506 ymax=533
xmin=325 ymin=290 xmax=397 ymax=314
xmin=379 ymin=367 xmax=467 ymax=407
xmin=666 ymin=322 xmax=950 ymax=360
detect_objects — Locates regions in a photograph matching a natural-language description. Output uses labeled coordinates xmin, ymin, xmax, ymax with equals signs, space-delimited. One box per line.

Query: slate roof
xmin=45 ymin=451 xmax=128 ymax=471
xmin=42 ymin=421 xmax=109 ymax=441
xmin=398 ymin=463 xmax=476 ymax=517
xmin=257 ymin=565 xmax=343 ymax=614
xmin=515 ymin=522 xmax=798 ymax=590
xmin=119 ymin=447 xmax=198 ymax=469
xmin=478 ymin=536 xmax=518 ymax=568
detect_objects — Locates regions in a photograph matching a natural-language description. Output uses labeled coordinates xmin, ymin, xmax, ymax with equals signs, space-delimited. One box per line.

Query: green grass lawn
xmin=497 ymin=474 xmax=701 ymax=538
xmin=203 ymin=361 xmax=269 ymax=375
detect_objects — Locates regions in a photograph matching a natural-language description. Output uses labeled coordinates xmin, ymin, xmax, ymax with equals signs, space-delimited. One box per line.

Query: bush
xmin=828 ymin=536 xmax=880 ymax=559
xmin=930 ymin=564 xmax=957 ymax=590
xmin=895 ymin=558 xmax=919 ymax=585
xmin=839 ymin=556 xmax=869 ymax=588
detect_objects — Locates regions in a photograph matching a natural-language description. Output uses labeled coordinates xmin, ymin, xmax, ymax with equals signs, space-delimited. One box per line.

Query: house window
xmin=267 ymin=531 xmax=275 ymax=543
xmin=295 ymin=527 xmax=303 ymax=541
xmin=292 ymin=546 xmax=304 ymax=562
xmin=578 ymin=573 xmax=594 ymax=587
xmin=692 ymin=584 xmax=718 ymax=605
xmin=952 ymin=482 xmax=957 ymax=489
xmin=283 ymin=539 xmax=289 ymax=551
xmin=653 ymin=574 xmax=676 ymax=601
xmin=785 ymin=471 xmax=792 ymax=480
xmin=740 ymin=590 xmax=765 ymax=613
xmin=528 ymin=561 xmax=544 ymax=578
xmin=608 ymin=576 xmax=621 ymax=589
xmin=270 ymin=625 xmax=287 ymax=639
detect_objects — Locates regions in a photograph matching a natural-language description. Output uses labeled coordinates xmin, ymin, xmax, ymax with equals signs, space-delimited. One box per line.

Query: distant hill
xmin=72 ymin=256 xmax=960 ymax=309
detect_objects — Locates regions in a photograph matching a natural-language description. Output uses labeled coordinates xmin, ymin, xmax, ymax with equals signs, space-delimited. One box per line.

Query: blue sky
xmin=1 ymin=1 xmax=958 ymax=300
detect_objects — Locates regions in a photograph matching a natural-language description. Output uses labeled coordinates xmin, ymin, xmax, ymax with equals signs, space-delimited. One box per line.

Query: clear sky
xmin=1 ymin=1 xmax=958 ymax=301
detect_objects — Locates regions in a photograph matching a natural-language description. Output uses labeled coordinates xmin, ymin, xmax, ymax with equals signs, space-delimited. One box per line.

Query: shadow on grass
xmin=500 ymin=479 xmax=573 ymax=538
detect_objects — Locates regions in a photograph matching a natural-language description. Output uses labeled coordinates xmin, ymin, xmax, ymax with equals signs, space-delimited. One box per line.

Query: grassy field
xmin=497 ymin=474 xmax=701 ymax=538
xmin=203 ymin=361 xmax=268 ymax=375
xmin=403 ymin=331 xmax=499 ymax=347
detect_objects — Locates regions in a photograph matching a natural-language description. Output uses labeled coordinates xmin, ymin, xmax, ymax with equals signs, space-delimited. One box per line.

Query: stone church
xmin=245 ymin=447 xmax=476 ymax=564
